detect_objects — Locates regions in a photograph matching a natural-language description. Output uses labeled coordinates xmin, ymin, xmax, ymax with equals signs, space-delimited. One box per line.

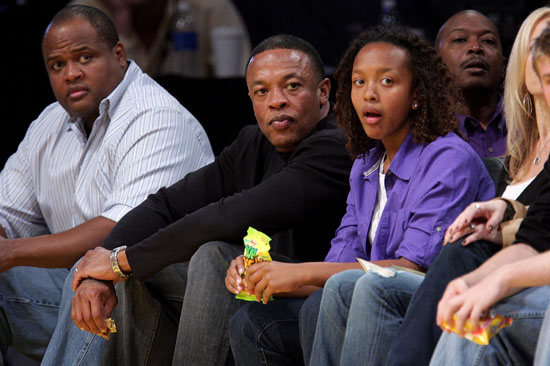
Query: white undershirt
xmin=368 ymin=153 xmax=388 ymax=245
xmin=501 ymin=176 xmax=535 ymax=200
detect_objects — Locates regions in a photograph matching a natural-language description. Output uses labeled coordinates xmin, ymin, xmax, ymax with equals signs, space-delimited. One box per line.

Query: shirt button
xmin=436 ymin=226 xmax=442 ymax=232
xmin=488 ymin=147 xmax=494 ymax=153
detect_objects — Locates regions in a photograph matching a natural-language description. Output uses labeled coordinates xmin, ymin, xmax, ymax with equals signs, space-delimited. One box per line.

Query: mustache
xmin=460 ymin=57 xmax=489 ymax=70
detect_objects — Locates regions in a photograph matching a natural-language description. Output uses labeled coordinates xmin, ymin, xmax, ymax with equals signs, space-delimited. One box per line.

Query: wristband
xmin=110 ymin=245 xmax=131 ymax=279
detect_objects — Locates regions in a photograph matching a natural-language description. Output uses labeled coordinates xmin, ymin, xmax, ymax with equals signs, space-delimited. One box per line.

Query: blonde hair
xmin=505 ymin=7 xmax=550 ymax=180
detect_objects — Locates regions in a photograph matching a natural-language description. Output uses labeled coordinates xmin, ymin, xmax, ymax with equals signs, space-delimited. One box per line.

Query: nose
xmin=268 ymin=88 xmax=289 ymax=110
xmin=467 ymin=39 xmax=483 ymax=54
xmin=364 ymin=82 xmax=378 ymax=102
xmin=64 ymin=61 xmax=83 ymax=82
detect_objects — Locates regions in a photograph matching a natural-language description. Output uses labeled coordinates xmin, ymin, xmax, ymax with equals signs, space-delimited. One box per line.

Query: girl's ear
xmin=411 ymin=88 xmax=421 ymax=110
xmin=412 ymin=100 xmax=419 ymax=110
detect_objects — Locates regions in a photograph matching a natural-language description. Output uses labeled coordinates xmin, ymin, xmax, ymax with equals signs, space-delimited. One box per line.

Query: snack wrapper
xmin=98 ymin=318 xmax=117 ymax=340
xmin=441 ymin=313 xmax=513 ymax=345
xmin=236 ymin=227 xmax=273 ymax=302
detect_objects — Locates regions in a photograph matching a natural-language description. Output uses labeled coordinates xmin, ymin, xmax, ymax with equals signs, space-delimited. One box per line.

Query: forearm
xmin=462 ymin=244 xmax=538 ymax=286
xmin=7 ymin=217 xmax=115 ymax=268
xmin=498 ymin=247 xmax=550 ymax=289
xmin=299 ymin=261 xmax=362 ymax=288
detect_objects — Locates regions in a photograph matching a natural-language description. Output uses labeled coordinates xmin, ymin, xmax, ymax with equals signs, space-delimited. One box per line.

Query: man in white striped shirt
xmin=0 ymin=4 xmax=213 ymax=362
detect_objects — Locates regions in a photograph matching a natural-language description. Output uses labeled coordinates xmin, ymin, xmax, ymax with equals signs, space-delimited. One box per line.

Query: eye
xmin=452 ymin=37 xmax=466 ymax=43
xmin=481 ymin=38 xmax=496 ymax=45
xmin=51 ymin=61 xmax=63 ymax=72
xmin=79 ymin=54 xmax=91 ymax=63
xmin=381 ymin=77 xmax=393 ymax=85
xmin=352 ymin=78 xmax=364 ymax=86
xmin=286 ymin=82 xmax=299 ymax=90
xmin=254 ymin=88 xmax=267 ymax=96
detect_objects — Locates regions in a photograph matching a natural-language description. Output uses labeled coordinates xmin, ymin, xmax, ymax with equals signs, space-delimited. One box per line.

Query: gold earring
xmin=412 ymin=102 xmax=419 ymax=110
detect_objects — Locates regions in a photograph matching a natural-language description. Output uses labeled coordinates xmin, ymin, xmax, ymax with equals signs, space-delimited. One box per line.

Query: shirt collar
xmin=455 ymin=94 xmax=506 ymax=134
xmin=362 ymin=132 xmax=422 ymax=181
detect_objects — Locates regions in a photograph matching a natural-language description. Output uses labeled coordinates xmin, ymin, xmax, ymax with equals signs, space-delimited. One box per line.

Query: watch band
xmin=110 ymin=245 xmax=131 ymax=279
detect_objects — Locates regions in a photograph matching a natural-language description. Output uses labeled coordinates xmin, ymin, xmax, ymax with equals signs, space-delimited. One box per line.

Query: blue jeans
xmin=309 ymin=269 xmax=424 ymax=366
xmin=430 ymin=286 xmax=550 ymax=366
xmin=0 ymin=266 xmax=67 ymax=362
xmin=535 ymin=305 xmax=550 ymax=365
xmin=386 ymin=239 xmax=501 ymax=366
xmin=43 ymin=242 xmax=293 ymax=366
xmin=42 ymin=260 xmax=186 ymax=366
xmin=229 ymin=290 xmax=323 ymax=366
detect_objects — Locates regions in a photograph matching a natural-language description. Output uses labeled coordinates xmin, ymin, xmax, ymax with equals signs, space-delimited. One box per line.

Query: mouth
xmin=362 ymin=108 xmax=382 ymax=125
xmin=67 ymin=86 xmax=89 ymax=100
xmin=269 ymin=115 xmax=295 ymax=130
xmin=461 ymin=58 xmax=489 ymax=73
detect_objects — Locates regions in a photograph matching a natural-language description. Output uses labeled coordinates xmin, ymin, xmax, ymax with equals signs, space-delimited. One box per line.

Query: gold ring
xmin=75 ymin=267 xmax=79 ymax=272
xmin=474 ymin=203 xmax=481 ymax=210
xmin=470 ymin=223 xmax=475 ymax=230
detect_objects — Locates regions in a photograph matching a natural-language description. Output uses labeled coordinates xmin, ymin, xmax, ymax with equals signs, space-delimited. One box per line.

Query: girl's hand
xmin=245 ymin=261 xmax=306 ymax=304
xmin=443 ymin=200 xmax=507 ymax=246
xmin=225 ymin=255 xmax=245 ymax=295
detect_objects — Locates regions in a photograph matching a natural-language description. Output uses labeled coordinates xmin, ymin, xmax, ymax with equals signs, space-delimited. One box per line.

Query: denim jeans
xmin=534 ymin=305 xmax=550 ymax=365
xmin=308 ymin=269 xmax=424 ymax=366
xmin=229 ymin=289 xmax=323 ymax=366
xmin=43 ymin=242 xmax=294 ymax=366
xmin=430 ymin=286 xmax=550 ymax=366
xmin=386 ymin=239 xmax=501 ymax=366
xmin=0 ymin=266 xmax=67 ymax=362
xmin=42 ymin=260 xmax=187 ymax=366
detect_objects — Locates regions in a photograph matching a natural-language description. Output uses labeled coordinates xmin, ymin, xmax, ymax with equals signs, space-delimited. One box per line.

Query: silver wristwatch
xmin=110 ymin=245 xmax=131 ymax=279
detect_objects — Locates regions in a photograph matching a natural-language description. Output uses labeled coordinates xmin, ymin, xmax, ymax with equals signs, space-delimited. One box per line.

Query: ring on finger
xmin=474 ymin=203 xmax=481 ymax=210
xmin=75 ymin=267 xmax=79 ymax=272
xmin=469 ymin=223 xmax=475 ymax=230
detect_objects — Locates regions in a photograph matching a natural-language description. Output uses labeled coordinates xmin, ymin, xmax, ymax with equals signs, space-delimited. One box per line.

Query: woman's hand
xmin=436 ymin=271 xmax=509 ymax=337
xmin=245 ymin=261 xmax=307 ymax=304
xmin=225 ymin=255 xmax=245 ymax=295
xmin=443 ymin=200 xmax=507 ymax=246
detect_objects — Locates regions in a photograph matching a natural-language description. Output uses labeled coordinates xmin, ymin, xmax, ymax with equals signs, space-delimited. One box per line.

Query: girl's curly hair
xmin=334 ymin=25 xmax=460 ymax=159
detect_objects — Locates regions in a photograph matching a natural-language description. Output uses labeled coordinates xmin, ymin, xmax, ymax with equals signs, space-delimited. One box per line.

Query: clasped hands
xmin=225 ymin=256 xmax=304 ymax=304
xmin=443 ymin=199 xmax=507 ymax=246
xmin=71 ymin=247 xmax=126 ymax=337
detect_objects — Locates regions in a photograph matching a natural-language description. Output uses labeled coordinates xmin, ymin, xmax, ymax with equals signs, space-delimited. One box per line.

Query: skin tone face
xmin=42 ymin=17 xmax=127 ymax=131
xmin=246 ymin=49 xmax=330 ymax=152
xmin=436 ymin=11 xmax=503 ymax=92
xmin=538 ymin=57 xmax=550 ymax=105
xmin=526 ymin=17 xmax=550 ymax=96
xmin=350 ymin=42 xmax=415 ymax=157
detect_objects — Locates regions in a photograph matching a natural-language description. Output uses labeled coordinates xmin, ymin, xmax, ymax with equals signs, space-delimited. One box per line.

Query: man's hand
xmin=73 ymin=247 xmax=119 ymax=291
xmin=245 ymin=261 xmax=306 ymax=304
xmin=443 ymin=200 xmax=507 ymax=246
xmin=225 ymin=255 xmax=245 ymax=295
xmin=72 ymin=278 xmax=118 ymax=336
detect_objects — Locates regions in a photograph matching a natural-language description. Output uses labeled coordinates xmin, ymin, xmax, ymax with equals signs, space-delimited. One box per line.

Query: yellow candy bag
xmin=441 ymin=313 xmax=513 ymax=345
xmin=236 ymin=227 xmax=273 ymax=302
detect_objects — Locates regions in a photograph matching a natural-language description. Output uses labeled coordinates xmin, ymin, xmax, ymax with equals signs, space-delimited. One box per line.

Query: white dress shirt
xmin=0 ymin=61 xmax=214 ymax=238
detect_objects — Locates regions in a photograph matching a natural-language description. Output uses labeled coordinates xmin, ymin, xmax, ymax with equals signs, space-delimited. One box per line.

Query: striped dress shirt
xmin=0 ymin=61 xmax=213 ymax=238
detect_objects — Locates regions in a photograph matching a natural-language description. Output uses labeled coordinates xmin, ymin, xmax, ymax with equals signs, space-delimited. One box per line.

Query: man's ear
xmin=318 ymin=77 xmax=331 ymax=107
xmin=113 ymin=41 xmax=127 ymax=68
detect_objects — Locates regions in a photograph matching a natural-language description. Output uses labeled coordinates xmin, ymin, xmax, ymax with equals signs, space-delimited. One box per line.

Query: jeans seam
xmin=144 ymin=302 xmax=162 ymax=366
xmin=257 ymin=318 xmax=298 ymax=366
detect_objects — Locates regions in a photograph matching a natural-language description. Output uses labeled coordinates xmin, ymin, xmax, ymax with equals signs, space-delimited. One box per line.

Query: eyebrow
xmin=46 ymin=46 xmax=93 ymax=63
xmin=448 ymin=28 xmax=498 ymax=37
xmin=250 ymin=72 xmax=302 ymax=86
xmin=352 ymin=67 xmax=394 ymax=74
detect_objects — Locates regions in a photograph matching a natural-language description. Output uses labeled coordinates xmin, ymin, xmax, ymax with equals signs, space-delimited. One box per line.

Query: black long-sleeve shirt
xmin=515 ymin=157 xmax=550 ymax=252
xmin=103 ymin=112 xmax=353 ymax=280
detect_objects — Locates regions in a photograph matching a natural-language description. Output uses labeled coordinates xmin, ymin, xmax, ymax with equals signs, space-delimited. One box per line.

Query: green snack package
xmin=236 ymin=227 xmax=273 ymax=302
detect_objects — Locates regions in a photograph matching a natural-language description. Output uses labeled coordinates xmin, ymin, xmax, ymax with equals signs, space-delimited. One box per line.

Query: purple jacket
xmin=325 ymin=132 xmax=495 ymax=269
